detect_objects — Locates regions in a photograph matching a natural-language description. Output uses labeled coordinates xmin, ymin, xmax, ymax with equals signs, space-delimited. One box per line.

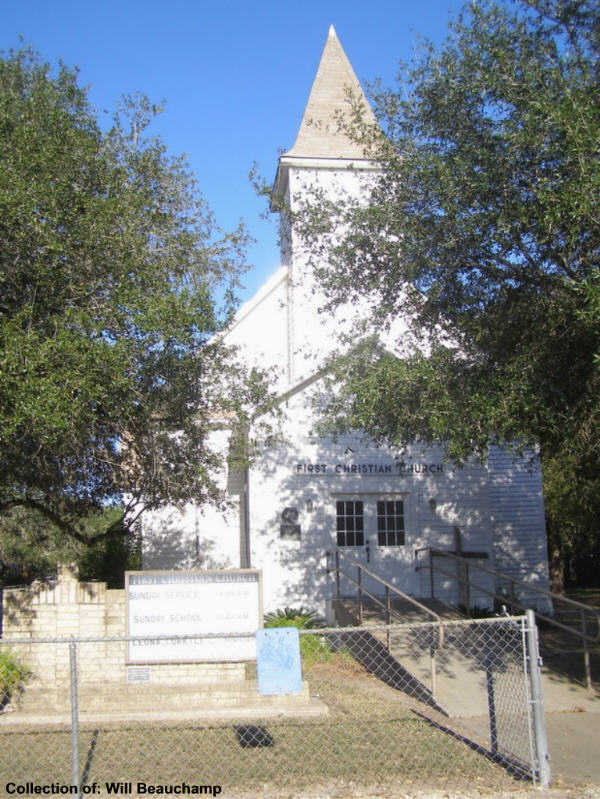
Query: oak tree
xmin=300 ymin=0 xmax=600 ymax=587
xmin=0 ymin=49 xmax=268 ymax=582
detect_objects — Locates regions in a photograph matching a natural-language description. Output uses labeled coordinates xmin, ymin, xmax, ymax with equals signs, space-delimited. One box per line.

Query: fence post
xmin=70 ymin=639 xmax=80 ymax=796
xmin=483 ymin=624 xmax=498 ymax=755
xmin=581 ymin=609 xmax=592 ymax=690
xmin=525 ymin=610 xmax=551 ymax=788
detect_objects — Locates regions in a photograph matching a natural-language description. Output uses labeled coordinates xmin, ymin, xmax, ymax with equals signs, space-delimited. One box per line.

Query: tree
xmin=0 ymin=48 xmax=270 ymax=582
xmin=295 ymin=0 xmax=600 ymax=588
xmin=0 ymin=504 xmax=140 ymax=587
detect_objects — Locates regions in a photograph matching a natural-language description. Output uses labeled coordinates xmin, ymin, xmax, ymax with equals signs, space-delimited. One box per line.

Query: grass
xmin=0 ymin=651 xmax=516 ymax=796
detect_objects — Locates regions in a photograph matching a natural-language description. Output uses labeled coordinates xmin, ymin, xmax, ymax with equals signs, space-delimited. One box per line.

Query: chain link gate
xmin=0 ymin=615 xmax=548 ymax=797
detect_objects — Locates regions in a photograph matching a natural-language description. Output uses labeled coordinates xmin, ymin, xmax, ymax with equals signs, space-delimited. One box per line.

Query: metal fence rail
xmin=0 ymin=619 xmax=549 ymax=797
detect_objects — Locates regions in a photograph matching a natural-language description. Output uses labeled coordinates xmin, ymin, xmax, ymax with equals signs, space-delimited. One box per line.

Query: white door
xmin=332 ymin=495 xmax=412 ymax=598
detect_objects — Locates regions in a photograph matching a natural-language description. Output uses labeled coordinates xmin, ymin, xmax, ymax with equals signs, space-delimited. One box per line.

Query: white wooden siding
xmin=487 ymin=447 xmax=551 ymax=612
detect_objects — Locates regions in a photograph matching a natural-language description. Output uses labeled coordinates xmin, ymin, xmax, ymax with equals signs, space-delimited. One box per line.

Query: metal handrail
xmin=327 ymin=547 xmax=444 ymax=697
xmin=328 ymin=547 xmax=442 ymax=624
xmin=415 ymin=546 xmax=600 ymax=689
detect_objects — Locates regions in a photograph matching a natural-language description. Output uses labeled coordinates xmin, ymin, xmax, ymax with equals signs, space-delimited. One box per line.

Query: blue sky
xmin=2 ymin=0 xmax=467 ymax=303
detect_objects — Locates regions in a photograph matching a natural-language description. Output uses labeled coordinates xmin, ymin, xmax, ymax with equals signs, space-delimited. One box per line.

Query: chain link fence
xmin=0 ymin=616 xmax=548 ymax=797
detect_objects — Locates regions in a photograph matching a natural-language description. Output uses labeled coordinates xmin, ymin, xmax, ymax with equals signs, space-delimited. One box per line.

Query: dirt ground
xmin=228 ymin=785 xmax=600 ymax=799
xmin=255 ymin=784 xmax=600 ymax=799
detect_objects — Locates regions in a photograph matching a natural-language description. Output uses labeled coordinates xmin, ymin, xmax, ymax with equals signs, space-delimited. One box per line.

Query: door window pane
xmin=336 ymin=500 xmax=364 ymax=546
xmin=377 ymin=500 xmax=405 ymax=546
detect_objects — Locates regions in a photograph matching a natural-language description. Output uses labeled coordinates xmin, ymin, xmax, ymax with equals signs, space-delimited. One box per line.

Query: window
xmin=377 ymin=499 xmax=405 ymax=546
xmin=336 ymin=500 xmax=364 ymax=546
xmin=334 ymin=497 xmax=406 ymax=547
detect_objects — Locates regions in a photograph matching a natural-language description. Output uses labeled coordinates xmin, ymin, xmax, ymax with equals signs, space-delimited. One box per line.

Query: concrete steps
xmin=333 ymin=596 xmax=464 ymax=625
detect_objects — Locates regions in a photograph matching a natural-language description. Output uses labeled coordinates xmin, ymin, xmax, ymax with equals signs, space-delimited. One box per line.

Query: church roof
xmin=285 ymin=25 xmax=378 ymax=160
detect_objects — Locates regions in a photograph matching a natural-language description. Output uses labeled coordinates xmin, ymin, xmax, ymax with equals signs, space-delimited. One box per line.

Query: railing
xmin=415 ymin=546 xmax=600 ymax=689
xmin=326 ymin=547 xmax=443 ymax=696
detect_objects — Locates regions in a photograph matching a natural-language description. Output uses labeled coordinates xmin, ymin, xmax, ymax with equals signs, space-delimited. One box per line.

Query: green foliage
xmin=264 ymin=607 xmax=329 ymax=666
xmin=0 ymin=505 xmax=76 ymax=585
xmin=298 ymin=0 xmax=600 ymax=586
xmin=0 ymin=504 xmax=139 ymax=586
xmin=0 ymin=47 xmax=273 ymax=578
xmin=76 ymin=508 xmax=141 ymax=588
xmin=0 ymin=651 xmax=29 ymax=703
xmin=263 ymin=606 xmax=326 ymax=629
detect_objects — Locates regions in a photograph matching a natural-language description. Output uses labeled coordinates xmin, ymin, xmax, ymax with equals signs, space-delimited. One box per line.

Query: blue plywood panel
xmin=256 ymin=627 xmax=302 ymax=695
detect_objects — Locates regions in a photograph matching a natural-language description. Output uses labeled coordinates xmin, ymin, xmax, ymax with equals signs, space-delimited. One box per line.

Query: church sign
xmin=126 ymin=569 xmax=262 ymax=663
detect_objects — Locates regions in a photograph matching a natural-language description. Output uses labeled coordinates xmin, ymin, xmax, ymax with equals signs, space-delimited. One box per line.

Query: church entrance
xmin=332 ymin=494 xmax=413 ymax=597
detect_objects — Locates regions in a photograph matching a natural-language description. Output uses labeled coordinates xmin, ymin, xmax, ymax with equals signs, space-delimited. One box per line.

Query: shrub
xmin=263 ymin=606 xmax=325 ymax=629
xmin=264 ymin=607 xmax=329 ymax=667
xmin=0 ymin=651 xmax=29 ymax=706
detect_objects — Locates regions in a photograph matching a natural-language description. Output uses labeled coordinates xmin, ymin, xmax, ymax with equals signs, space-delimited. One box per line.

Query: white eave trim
xmin=278 ymin=156 xmax=380 ymax=171
xmin=224 ymin=266 xmax=288 ymax=337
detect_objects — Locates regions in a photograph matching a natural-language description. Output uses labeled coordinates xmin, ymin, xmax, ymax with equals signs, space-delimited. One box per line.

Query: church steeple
xmin=272 ymin=26 xmax=379 ymax=203
xmin=285 ymin=25 xmax=377 ymax=160
xmin=267 ymin=27 xmax=381 ymax=383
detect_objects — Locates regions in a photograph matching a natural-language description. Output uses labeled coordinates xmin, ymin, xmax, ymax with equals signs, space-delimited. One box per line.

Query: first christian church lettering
xmin=141 ymin=27 xmax=551 ymax=614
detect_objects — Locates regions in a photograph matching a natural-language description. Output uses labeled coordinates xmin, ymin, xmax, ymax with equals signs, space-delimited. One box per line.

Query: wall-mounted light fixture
xmin=428 ymin=497 xmax=437 ymax=512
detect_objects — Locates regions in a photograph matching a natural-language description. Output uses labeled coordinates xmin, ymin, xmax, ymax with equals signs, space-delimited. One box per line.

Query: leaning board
xmin=126 ymin=569 xmax=262 ymax=663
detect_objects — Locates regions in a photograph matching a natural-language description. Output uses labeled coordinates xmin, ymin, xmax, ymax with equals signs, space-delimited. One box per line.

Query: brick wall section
xmin=1 ymin=565 xmax=245 ymax=697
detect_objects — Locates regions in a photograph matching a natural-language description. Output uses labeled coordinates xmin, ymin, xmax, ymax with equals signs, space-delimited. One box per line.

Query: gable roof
xmin=284 ymin=25 xmax=378 ymax=160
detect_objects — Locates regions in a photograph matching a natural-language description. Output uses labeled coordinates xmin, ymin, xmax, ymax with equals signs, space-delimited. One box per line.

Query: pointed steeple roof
xmin=285 ymin=25 xmax=378 ymax=160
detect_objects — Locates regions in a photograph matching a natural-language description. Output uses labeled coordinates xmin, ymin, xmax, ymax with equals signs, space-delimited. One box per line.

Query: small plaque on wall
xmin=127 ymin=666 xmax=151 ymax=682
xmin=280 ymin=507 xmax=301 ymax=540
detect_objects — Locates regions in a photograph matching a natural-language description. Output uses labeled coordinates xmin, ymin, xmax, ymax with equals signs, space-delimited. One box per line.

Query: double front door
xmin=333 ymin=495 xmax=411 ymax=597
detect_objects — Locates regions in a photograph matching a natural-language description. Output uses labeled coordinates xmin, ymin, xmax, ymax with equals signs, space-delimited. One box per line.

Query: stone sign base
xmin=1 ymin=565 xmax=328 ymax=727
xmin=1 ymin=678 xmax=328 ymax=728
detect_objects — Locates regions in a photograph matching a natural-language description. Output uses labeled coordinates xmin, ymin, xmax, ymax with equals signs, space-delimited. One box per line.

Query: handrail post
xmin=582 ymin=609 xmax=592 ymax=690
xmin=509 ymin=581 xmax=517 ymax=615
xmin=430 ymin=636 xmax=437 ymax=698
xmin=357 ymin=565 xmax=363 ymax=624
xmin=429 ymin=548 xmax=434 ymax=599
xmin=465 ymin=562 xmax=471 ymax=617
xmin=330 ymin=547 xmax=448 ymax=627
xmin=386 ymin=586 xmax=391 ymax=650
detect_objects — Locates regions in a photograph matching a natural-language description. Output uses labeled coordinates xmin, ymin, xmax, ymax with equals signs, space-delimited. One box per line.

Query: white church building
xmin=142 ymin=27 xmax=551 ymax=616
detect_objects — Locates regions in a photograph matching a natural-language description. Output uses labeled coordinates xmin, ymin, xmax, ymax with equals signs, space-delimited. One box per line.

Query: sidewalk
xmin=539 ymin=589 xmax=600 ymax=787
xmin=546 ymin=706 xmax=600 ymax=786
